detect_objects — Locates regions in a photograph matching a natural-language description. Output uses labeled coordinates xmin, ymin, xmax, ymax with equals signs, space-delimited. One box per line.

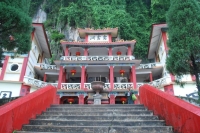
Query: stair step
xmin=47 ymin=107 xmax=147 ymax=111
xmin=42 ymin=111 xmax=153 ymax=116
xmin=51 ymin=104 xmax=145 ymax=107
xmin=36 ymin=115 xmax=159 ymax=120
xmin=21 ymin=125 xmax=173 ymax=133
xmin=29 ymin=119 xmax=165 ymax=126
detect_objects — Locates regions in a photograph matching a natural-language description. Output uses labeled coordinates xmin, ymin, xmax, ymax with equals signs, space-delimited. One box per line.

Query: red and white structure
xmin=0 ymin=24 xmax=197 ymax=102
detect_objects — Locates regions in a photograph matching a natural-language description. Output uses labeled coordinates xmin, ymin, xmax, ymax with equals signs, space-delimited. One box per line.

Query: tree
xmin=166 ymin=0 xmax=200 ymax=99
xmin=0 ymin=0 xmax=32 ymax=64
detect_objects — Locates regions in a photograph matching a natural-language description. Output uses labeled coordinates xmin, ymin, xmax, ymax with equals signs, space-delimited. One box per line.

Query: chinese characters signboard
xmin=88 ymin=34 xmax=109 ymax=42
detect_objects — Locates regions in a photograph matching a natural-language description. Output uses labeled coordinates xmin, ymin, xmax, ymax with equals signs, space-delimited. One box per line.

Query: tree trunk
xmin=191 ymin=54 xmax=200 ymax=99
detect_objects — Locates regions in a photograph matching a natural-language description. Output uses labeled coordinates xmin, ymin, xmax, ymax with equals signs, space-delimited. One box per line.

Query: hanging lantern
xmin=67 ymin=98 xmax=74 ymax=104
xmin=117 ymin=51 xmax=121 ymax=56
xmin=70 ymin=69 xmax=76 ymax=76
xmin=120 ymin=97 xmax=127 ymax=104
xmin=76 ymin=51 xmax=81 ymax=56
xmin=119 ymin=69 xmax=125 ymax=76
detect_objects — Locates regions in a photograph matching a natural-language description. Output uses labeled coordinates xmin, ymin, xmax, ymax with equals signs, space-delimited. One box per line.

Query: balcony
xmin=60 ymin=55 xmax=135 ymax=61
xmin=35 ymin=63 xmax=58 ymax=70
xmin=23 ymin=76 xmax=172 ymax=90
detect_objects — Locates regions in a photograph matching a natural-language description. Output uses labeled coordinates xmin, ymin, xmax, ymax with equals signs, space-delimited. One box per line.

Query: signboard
xmin=0 ymin=91 xmax=12 ymax=99
xmin=88 ymin=34 xmax=109 ymax=42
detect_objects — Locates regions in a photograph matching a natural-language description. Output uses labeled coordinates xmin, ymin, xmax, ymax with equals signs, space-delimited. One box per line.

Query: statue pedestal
xmin=93 ymin=93 xmax=102 ymax=105
xmin=91 ymin=81 xmax=105 ymax=105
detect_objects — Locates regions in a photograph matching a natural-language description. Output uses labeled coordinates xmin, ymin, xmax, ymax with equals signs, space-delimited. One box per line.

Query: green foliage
xmin=0 ymin=0 xmax=32 ymax=63
xmin=29 ymin=0 xmax=43 ymax=16
xmin=166 ymin=0 xmax=200 ymax=94
xmin=151 ymin=0 xmax=170 ymax=23
xmin=42 ymin=0 xmax=170 ymax=62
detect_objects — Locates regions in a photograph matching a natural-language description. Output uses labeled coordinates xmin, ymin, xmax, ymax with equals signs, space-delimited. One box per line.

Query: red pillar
xmin=164 ymin=84 xmax=174 ymax=95
xmin=84 ymin=48 xmax=88 ymax=56
xmin=19 ymin=57 xmax=28 ymax=82
xmin=0 ymin=56 xmax=9 ymax=80
xmin=149 ymin=73 xmax=153 ymax=82
xmin=191 ymin=75 xmax=196 ymax=81
xmin=43 ymin=74 xmax=47 ymax=82
xmin=129 ymin=69 xmax=133 ymax=82
xmin=79 ymin=94 xmax=84 ymax=104
xmin=58 ymin=66 xmax=64 ymax=89
xmin=170 ymin=74 xmax=175 ymax=82
xmin=162 ymin=31 xmax=168 ymax=54
xmin=109 ymin=94 xmax=115 ymax=104
xmin=109 ymin=66 xmax=114 ymax=91
xmin=85 ymin=35 xmax=88 ymax=42
xmin=81 ymin=66 xmax=85 ymax=90
xmin=65 ymin=47 xmax=69 ymax=56
xmin=131 ymin=66 xmax=137 ymax=89
xmin=108 ymin=47 xmax=112 ymax=55
xmin=127 ymin=46 xmax=132 ymax=56
xmin=109 ymin=35 xmax=112 ymax=43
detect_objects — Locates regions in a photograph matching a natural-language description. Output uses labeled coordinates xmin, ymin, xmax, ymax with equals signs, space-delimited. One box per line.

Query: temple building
xmin=0 ymin=24 xmax=198 ymax=102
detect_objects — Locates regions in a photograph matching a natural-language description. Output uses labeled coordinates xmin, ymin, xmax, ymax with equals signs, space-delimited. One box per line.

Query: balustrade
xmin=60 ymin=56 xmax=135 ymax=61
xmin=61 ymin=83 xmax=81 ymax=90
xmin=37 ymin=63 xmax=57 ymax=70
xmin=23 ymin=76 xmax=170 ymax=90
xmin=137 ymin=63 xmax=162 ymax=69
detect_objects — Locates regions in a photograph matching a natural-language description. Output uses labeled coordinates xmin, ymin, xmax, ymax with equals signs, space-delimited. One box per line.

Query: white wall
xmin=3 ymin=57 xmax=24 ymax=81
xmin=25 ymin=37 xmax=41 ymax=78
xmin=0 ymin=82 xmax=21 ymax=97
xmin=173 ymin=84 xmax=197 ymax=97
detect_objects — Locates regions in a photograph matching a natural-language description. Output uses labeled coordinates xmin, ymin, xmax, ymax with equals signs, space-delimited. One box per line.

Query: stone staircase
xmin=16 ymin=104 xmax=173 ymax=133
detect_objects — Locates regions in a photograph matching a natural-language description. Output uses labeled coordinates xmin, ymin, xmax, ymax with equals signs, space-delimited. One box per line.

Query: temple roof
xmin=148 ymin=23 xmax=167 ymax=59
xmin=78 ymin=28 xmax=118 ymax=38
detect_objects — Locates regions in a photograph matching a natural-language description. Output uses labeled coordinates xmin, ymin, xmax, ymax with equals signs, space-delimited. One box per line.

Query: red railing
xmin=0 ymin=85 xmax=59 ymax=133
xmin=140 ymin=84 xmax=200 ymax=133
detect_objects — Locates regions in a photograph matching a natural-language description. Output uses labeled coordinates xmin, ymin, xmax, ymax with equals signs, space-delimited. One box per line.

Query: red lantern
xmin=120 ymin=97 xmax=127 ymax=104
xmin=119 ymin=69 xmax=125 ymax=76
xmin=76 ymin=51 xmax=81 ymax=56
xmin=117 ymin=51 xmax=121 ymax=56
xmin=71 ymin=69 xmax=76 ymax=76
xmin=67 ymin=98 xmax=74 ymax=104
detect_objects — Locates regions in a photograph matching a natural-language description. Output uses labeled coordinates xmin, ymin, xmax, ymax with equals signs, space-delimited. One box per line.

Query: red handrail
xmin=140 ymin=84 xmax=200 ymax=133
xmin=0 ymin=85 xmax=59 ymax=133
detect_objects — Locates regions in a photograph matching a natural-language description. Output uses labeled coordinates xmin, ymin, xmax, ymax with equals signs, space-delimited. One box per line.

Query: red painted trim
xmin=19 ymin=57 xmax=28 ymax=82
xmin=109 ymin=66 xmax=114 ymax=91
xmin=31 ymin=28 xmax=35 ymax=40
xmin=85 ymin=35 xmax=88 ymax=42
xmin=109 ymin=48 xmax=111 ymax=55
xmin=131 ymin=66 xmax=137 ymax=89
xmin=127 ymin=46 xmax=132 ymax=55
xmin=147 ymin=23 xmax=167 ymax=58
xmin=65 ymin=47 xmax=69 ymax=56
xmin=32 ymin=23 xmax=52 ymax=57
xmin=84 ymin=48 xmax=88 ymax=56
xmin=0 ymin=56 xmax=9 ymax=80
xmin=81 ymin=66 xmax=85 ymax=89
xmin=43 ymin=74 xmax=46 ymax=82
xmin=109 ymin=95 xmax=115 ymax=104
xmin=164 ymin=84 xmax=174 ymax=95
xmin=162 ymin=31 xmax=168 ymax=53
xmin=170 ymin=74 xmax=175 ymax=82
xmin=140 ymin=84 xmax=200 ymax=133
xmin=19 ymin=84 xmax=30 ymax=96
xmin=58 ymin=66 xmax=64 ymax=89
xmin=0 ymin=85 xmax=57 ymax=133
xmin=149 ymin=73 xmax=153 ymax=82
xmin=191 ymin=75 xmax=196 ymax=81
xmin=78 ymin=95 xmax=84 ymax=104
